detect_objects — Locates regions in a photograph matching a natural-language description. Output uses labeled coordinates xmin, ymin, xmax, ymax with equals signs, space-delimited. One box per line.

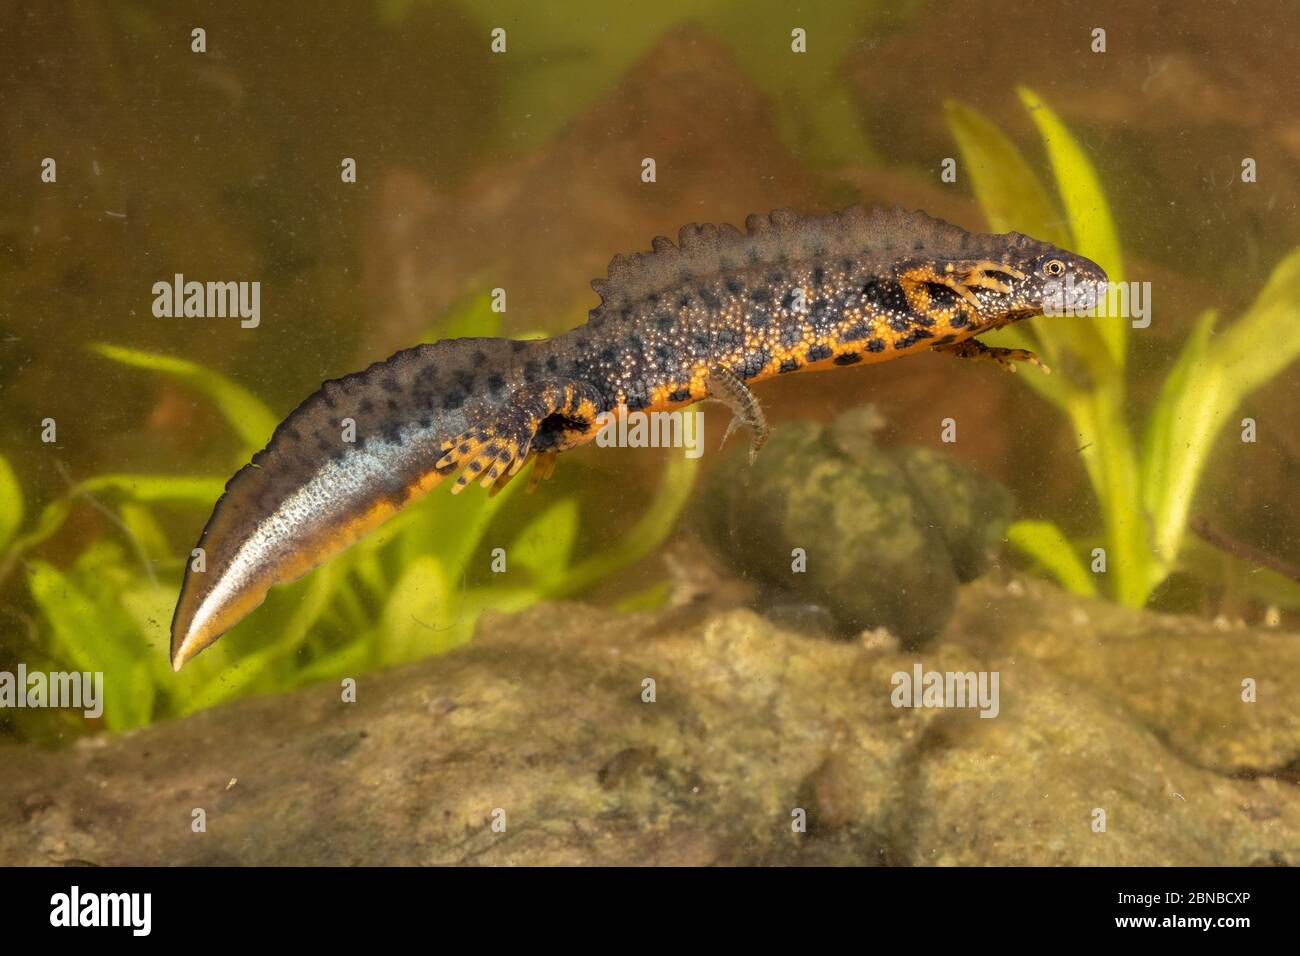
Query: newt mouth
xmin=1043 ymin=273 xmax=1108 ymax=316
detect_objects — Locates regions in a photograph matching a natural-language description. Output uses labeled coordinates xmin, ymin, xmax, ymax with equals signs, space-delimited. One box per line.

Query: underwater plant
xmin=0 ymin=294 xmax=697 ymax=735
xmin=947 ymin=87 xmax=1300 ymax=609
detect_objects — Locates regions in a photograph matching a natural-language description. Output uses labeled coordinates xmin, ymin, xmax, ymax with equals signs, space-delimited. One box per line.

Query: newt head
xmin=939 ymin=238 xmax=1109 ymax=329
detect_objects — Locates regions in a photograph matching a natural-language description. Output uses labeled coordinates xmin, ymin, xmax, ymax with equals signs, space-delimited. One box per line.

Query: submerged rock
xmin=1 ymin=576 xmax=1296 ymax=866
xmin=700 ymin=406 xmax=1014 ymax=645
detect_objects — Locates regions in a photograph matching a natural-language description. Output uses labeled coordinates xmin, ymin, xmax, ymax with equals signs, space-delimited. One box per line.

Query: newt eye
xmin=1043 ymin=258 xmax=1066 ymax=277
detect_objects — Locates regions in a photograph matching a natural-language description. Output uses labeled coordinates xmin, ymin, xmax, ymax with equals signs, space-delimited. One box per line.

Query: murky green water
xmin=0 ymin=1 xmax=1297 ymax=866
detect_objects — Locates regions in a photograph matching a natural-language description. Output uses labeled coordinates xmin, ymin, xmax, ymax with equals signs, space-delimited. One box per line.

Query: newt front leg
xmin=935 ymin=337 xmax=1050 ymax=374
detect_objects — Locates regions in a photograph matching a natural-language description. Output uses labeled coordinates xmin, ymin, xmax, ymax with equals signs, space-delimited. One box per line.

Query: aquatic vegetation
xmin=947 ymin=88 xmax=1300 ymax=608
xmin=0 ymin=295 xmax=697 ymax=736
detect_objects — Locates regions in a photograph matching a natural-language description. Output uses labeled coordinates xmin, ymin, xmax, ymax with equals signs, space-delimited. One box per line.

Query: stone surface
xmin=700 ymin=408 xmax=1014 ymax=644
xmin=2 ymin=576 xmax=1298 ymax=866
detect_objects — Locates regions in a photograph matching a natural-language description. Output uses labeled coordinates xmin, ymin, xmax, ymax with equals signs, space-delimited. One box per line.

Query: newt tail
xmin=171 ymin=205 xmax=1106 ymax=669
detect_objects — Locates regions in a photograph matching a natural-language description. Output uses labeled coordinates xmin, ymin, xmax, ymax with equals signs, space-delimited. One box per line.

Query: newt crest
xmin=170 ymin=206 xmax=1106 ymax=669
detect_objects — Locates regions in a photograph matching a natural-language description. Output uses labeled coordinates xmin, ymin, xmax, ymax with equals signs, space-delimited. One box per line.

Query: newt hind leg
xmin=706 ymin=365 xmax=768 ymax=464
xmin=437 ymin=380 xmax=602 ymax=494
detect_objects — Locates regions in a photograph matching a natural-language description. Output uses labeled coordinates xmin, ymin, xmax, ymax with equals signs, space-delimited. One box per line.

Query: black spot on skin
xmin=655 ymin=312 xmax=674 ymax=332
xmin=749 ymin=286 xmax=771 ymax=303
xmin=725 ymin=277 xmax=744 ymax=295
xmin=453 ymin=370 xmax=475 ymax=393
xmin=443 ymin=391 xmax=466 ymax=410
xmin=812 ymin=265 xmax=826 ymax=287
xmin=678 ymin=294 xmax=692 ymax=309
xmin=316 ymin=436 xmax=332 ymax=452
xmin=387 ymin=399 xmax=399 ymax=412
xmin=545 ymin=355 xmax=560 ymax=372
xmin=842 ymin=321 xmax=872 ymax=341
xmin=458 ymin=442 xmax=471 ymax=454
xmin=624 ymin=383 xmax=651 ymax=411
xmin=699 ymin=288 xmax=722 ymax=311
xmin=740 ymin=349 xmax=770 ymax=379
xmin=888 ymin=314 xmax=913 ymax=333
xmin=807 ymin=344 xmax=833 ymax=362
xmin=523 ymin=360 xmax=541 ymax=383
xmin=861 ymin=279 xmax=909 ymax=313
xmin=866 ymin=338 xmax=886 ymax=353
xmin=809 ymin=298 xmax=835 ymax=332
xmin=767 ymin=272 xmax=786 ymax=285
xmin=667 ymin=387 xmax=692 ymax=403
xmin=484 ymin=443 xmax=500 ymax=457
xmin=468 ymin=461 xmax=482 ymax=473
xmin=419 ymin=416 xmax=432 ymax=429
xmin=841 ymin=258 xmax=855 ymax=273
xmin=894 ymin=329 xmax=935 ymax=350
xmin=511 ymin=340 xmax=529 ymax=353
xmin=646 ymin=293 xmax=660 ymax=304
xmin=473 ymin=350 xmax=487 ymax=364
xmin=654 ymin=344 xmax=675 ymax=366
xmin=359 ymin=399 xmax=374 ymax=414
xmin=715 ymin=328 xmax=741 ymax=351
xmin=925 ymin=283 xmax=959 ymax=308
xmin=779 ymin=358 xmax=801 ymax=374
xmin=833 ymin=352 xmax=862 ymax=366
xmin=487 ymin=374 xmax=506 ymax=394
xmin=381 ymin=375 xmax=402 ymax=394
xmin=620 ymin=307 xmax=633 ymax=321
xmin=600 ymin=346 xmax=619 ymax=365
xmin=575 ymin=336 xmax=590 ymax=351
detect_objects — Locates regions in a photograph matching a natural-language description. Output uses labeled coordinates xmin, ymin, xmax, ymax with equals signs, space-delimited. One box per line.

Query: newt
xmin=170 ymin=205 xmax=1106 ymax=669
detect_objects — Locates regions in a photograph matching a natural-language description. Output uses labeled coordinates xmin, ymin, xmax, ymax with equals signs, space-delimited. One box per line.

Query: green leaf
xmin=943 ymin=100 xmax=1068 ymax=244
xmin=1006 ymin=519 xmax=1098 ymax=597
xmin=89 ymin=343 xmax=278 ymax=449
xmin=26 ymin=560 xmax=157 ymax=729
xmin=1141 ymin=248 xmax=1300 ymax=585
xmin=378 ymin=555 xmax=455 ymax=665
xmin=1018 ymin=87 xmax=1125 ymax=366
xmin=9 ymin=498 xmax=71 ymax=553
xmin=508 ymin=497 xmax=580 ymax=586
xmin=117 ymin=502 xmax=171 ymax=565
xmin=1215 ymin=246 xmax=1300 ymax=396
xmin=549 ymin=453 xmax=699 ymax=598
xmin=0 ymin=455 xmax=22 ymax=554
xmin=74 ymin=473 xmax=225 ymax=507
xmin=944 ymin=98 xmax=1072 ymax=393
xmin=421 ymin=291 xmax=501 ymax=342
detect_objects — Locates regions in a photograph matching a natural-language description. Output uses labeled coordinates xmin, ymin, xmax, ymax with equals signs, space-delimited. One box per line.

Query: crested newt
xmin=171 ymin=206 xmax=1107 ymax=669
